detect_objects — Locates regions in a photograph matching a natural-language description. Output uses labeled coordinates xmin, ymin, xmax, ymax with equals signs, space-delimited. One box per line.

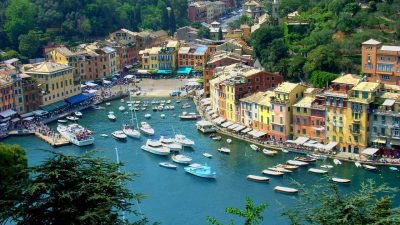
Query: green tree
xmin=3 ymin=0 xmax=37 ymax=47
xmin=0 ymin=144 xmax=28 ymax=222
xmin=7 ymin=151 xmax=148 ymax=225
xmin=160 ymin=5 xmax=169 ymax=31
xmin=207 ymin=198 xmax=267 ymax=225
xmin=198 ymin=26 xmax=210 ymax=39
xmin=218 ymin=27 xmax=223 ymax=40
xmin=81 ymin=17 xmax=92 ymax=39
xmin=309 ymin=70 xmax=339 ymax=88
xmin=169 ymin=8 xmax=176 ymax=35
xmin=303 ymin=44 xmax=340 ymax=76
xmin=18 ymin=30 xmax=44 ymax=58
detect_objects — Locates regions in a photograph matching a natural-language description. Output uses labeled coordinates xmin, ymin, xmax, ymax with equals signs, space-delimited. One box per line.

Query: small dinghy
xmin=247 ymin=175 xmax=270 ymax=182
xmin=308 ymin=168 xmax=328 ymax=174
xmin=119 ymin=106 xmax=126 ymax=111
xmin=212 ymin=136 xmax=222 ymax=141
xmin=120 ymin=99 xmax=125 ymax=103
xmin=159 ymin=162 xmax=177 ymax=169
xmin=108 ymin=112 xmax=116 ymax=121
xmin=282 ymin=149 xmax=290 ymax=153
xmin=268 ymin=167 xmax=292 ymax=173
xmin=145 ymin=114 xmax=151 ymax=119
xmin=226 ymin=139 xmax=232 ymax=144
xmin=106 ymin=102 xmax=111 ymax=106
xmin=171 ymin=154 xmax=192 ymax=164
xmin=66 ymin=116 xmax=79 ymax=121
xmin=250 ymin=144 xmax=259 ymax=151
xmin=287 ymin=160 xmax=308 ymax=166
xmin=203 ymin=153 xmax=213 ymax=158
xmin=218 ymin=147 xmax=231 ymax=154
xmin=363 ymin=164 xmax=378 ymax=171
xmin=100 ymin=134 xmax=108 ymax=138
xmin=389 ymin=166 xmax=399 ymax=171
xmin=263 ymin=149 xmax=278 ymax=156
xmin=355 ymin=161 xmax=362 ymax=168
xmin=331 ymin=177 xmax=351 ymax=183
xmin=58 ymin=119 xmax=67 ymax=123
xmin=274 ymin=186 xmax=298 ymax=194
xmin=276 ymin=164 xmax=298 ymax=170
xmin=262 ymin=169 xmax=284 ymax=176
xmin=112 ymin=130 xmax=127 ymax=141
xmin=294 ymin=157 xmax=316 ymax=163
xmin=320 ymin=164 xmax=334 ymax=169
xmin=333 ymin=159 xmax=342 ymax=165
xmin=74 ymin=111 xmax=83 ymax=117
xmin=160 ymin=114 xmax=166 ymax=119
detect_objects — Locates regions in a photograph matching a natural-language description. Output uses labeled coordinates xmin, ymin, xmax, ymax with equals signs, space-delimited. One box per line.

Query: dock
xmin=35 ymin=132 xmax=70 ymax=147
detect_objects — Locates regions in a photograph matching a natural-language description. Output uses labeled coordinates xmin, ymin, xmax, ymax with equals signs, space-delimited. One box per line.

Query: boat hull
xmin=141 ymin=145 xmax=170 ymax=156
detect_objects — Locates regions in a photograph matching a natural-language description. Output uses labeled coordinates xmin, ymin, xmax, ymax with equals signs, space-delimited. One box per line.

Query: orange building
xmin=178 ymin=45 xmax=209 ymax=72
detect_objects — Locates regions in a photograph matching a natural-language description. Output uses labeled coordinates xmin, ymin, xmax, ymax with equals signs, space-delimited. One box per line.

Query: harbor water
xmin=4 ymin=97 xmax=400 ymax=225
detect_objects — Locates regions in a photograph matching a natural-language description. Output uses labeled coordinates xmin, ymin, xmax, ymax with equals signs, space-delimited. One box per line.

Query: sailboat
xmin=123 ymin=86 xmax=141 ymax=139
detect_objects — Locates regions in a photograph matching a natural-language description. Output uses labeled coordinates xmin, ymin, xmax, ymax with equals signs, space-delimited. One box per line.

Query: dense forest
xmin=251 ymin=0 xmax=400 ymax=83
xmin=0 ymin=0 xmax=188 ymax=60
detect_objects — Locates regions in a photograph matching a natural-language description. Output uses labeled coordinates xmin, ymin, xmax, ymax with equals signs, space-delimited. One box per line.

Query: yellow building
xmin=139 ymin=47 xmax=161 ymax=72
xmin=139 ymin=40 xmax=180 ymax=75
xmin=257 ymin=91 xmax=275 ymax=133
xmin=25 ymin=62 xmax=81 ymax=107
xmin=46 ymin=47 xmax=80 ymax=81
xmin=346 ymin=82 xmax=381 ymax=153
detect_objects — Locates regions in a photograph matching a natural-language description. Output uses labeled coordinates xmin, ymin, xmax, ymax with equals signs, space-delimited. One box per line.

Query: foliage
xmin=207 ymin=197 xmax=267 ymax=225
xmin=5 ymin=151 xmax=149 ymax=225
xmin=309 ymin=70 xmax=339 ymax=88
xmin=227 ymin=15 xmax=254 ymax=30
xmin=198 ymin=26 xmax=210 ymax=39
xmin=18 ymin=30 xmax=47 ymax=58
xmin=169 ymin=8 xmax=176 ymax=35
xmin=218 ymin=27 xmax=223 ymax=41
xmin=0 ymin=144 xmax=28 ymax=222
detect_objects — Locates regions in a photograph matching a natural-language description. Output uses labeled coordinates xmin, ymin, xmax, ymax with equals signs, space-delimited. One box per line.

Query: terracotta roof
xmin=362 ymin=39 xmax=381 ymax=45
xmin=352 ymin=82 xmax=381 ymax=92
xmin=332 ymin=74 xmax=361 ymax=86
xmin=274 ymin=82 xmax=299 ymax=93
xmin=26 ymin=62 xmax=71 ymax=74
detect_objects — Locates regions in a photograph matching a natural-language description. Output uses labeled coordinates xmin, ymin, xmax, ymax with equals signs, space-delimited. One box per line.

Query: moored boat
xmin=106 ymin=102 xmax=111 ymax=106
xmin=161 ymin=114 xmax=166 ymax=119
xmin=100 ymin=134 xmax=108 ymax=137
xmin=268 ymin=167 xmax=292 ymax=173
xmin=363 ymin=164 xmax=378 ymax=171
xmin=287 ymin=160 xmax=309 ymax=166
xmin=179 ymin=112 xmax=200 ymax=120
xmin=196 ymin=121 xmax=216 ymax=134
xmin=331 ymin=177 xmax=351 ymax=183
xmin=184 ymin=164 xmax=216 ymax=179
xmin=308 ymin=168 xmax=328 ymax=174
xmin=320 ymin=164 xmax=334 ymax=169
xmin=57 ymin=119 xmax=67 ymax=123
xmin=274 ymin=186 xmax=298 ymax=194
xmin=247 ymin=175 xmax=270 ymax=182
xmin=276 ymin=164 xmax=298 ymax=170
xmin=226 ymin=139 xmax=232 ymax=144
xmin=140 ymin=121 xmax=155 ymax=135
xmin=389 ymin=166 xmax=399 ymax=171
xmin=159 ymin=162 xmax=177 ymax=169
xmin=108 ymin=111 xmax=116 ymax=121
xmin=307 ymin=153 xmax=327 ymax=160
xmin=355 ymin=161 xmax=362 ymax=168
xmin=182 ymin=103 xmax=191 ymax=109
xmin=112 ymin=130 xmax=127 ymax=141
xmin=263 ymin=149 xmax=278 ymax=156
xmin=250 ymin=144 xmax=259 ymax=151
xmin=145 ymin=114 xmax=151 ymax=119
xmin=262 ymin=169 xmax=284 ymax=176
xmin=57 ymin=124 xmax=94 ymax=146
xmin=203 ymin=153 xmax=213 ymax=158
xmin=294 ymin=157 xmax=316 ymax=163
xmin=119 ymin=106 xmax=126 ymax=111
xmin=172 ymin=154 xmax=193 ymax=164
xmin=174 ymin=134 xmax=195 ymax=147
xmin=122 ymin=124 xmax=140 ymax=139
xmin=333 ymin=159 xmax=342 ymax=165
xmin=218 ymin=147 xmax=231 ymax=154
xmin=74 ymin=111 xmax=83 ymax=117
xmin=160 ymin=136 xmax=182 ymax=151
xmin=66 ymin=116 xmax=79 ymax=121
xmin=141 ymin=139 xmax=170 ymax=155
xmin=212 ymin=136 xmax=222 ymax=141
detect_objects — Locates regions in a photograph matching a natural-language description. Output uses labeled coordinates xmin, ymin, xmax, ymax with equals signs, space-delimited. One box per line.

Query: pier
xmin=35 ymin=132 xmax=70 ymax=147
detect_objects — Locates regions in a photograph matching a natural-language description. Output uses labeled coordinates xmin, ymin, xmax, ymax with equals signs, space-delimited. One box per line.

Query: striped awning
xmin=221 ymin=121 xmax=233 ymax=128
xmin=228 ymin=123 xmax=239 ymax=130
xmin=234 ymin=125 xmax=245 ymax=131
xmin=213 ymin=117 xmax=226 ymax=125
xmin=241 ymin=128 xmax=252 ymax=133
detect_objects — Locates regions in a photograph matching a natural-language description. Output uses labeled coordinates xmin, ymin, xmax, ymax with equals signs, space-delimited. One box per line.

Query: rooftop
xmin=363 ymin=39 xmax=381 ymax=45
xmin=380 ymin=92 xmax=400 ymax=100
xmin=293 ymin=96 xmax=315 ymax=108
xmin=166 ymin=40 xmax=179 ymax=48
xmin=352 ymin=82 xmax=381 ymax=92
xmin=241 ymin=92 xmax=266 ymax=104
xmin=258 ymin=91 xmax=275 ymax=106
xmin=208 ymin=51 xmax=251 ymax=64
xmin=274 ymin=82 xmax=299 ymax=94
xmin=26 ymin=62 xmax=71 ymax=74
xmin=55 ymin=47 xmax=74 ymax=57
xmin=332 ymin=74 xmax=361 ymax=86
xmin=380 ymin=45 xmax=400 ymax=52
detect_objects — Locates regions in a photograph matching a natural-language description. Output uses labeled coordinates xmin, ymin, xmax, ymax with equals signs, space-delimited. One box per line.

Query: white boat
xmin=203 ymin=153 xmax=213 ymax=158
xmin=282 ymin=149 xmax=290 ymax=153
xmin=141 ymin=107 xmax=146 ymax=111
xmin=287 ymin=160 xmax=308 ymax=166
xmin=108 ymin=112 xmax=116 ymax=121
xmin=57 ymin=119 xmax=67 ymax=123
xmin=212 ymin=136 xmax=222 ymax=141
xmin=196 ymin=120 xmax=216 ymax=134
xmin=141 ymin=139 xmax=170 ymax=155
xmin=226 ymin=139 xmax=232 ymax=144
xmin=268 ymin=167 xmax=292 ymax=173
xmin=145 ymin=114 xmax=151 ymax=119
xmin=160 ymin=136 xmax=182 ymax=151
xmin=175 ymin=134 xmax=195 ymax=147
xmin=119 ymin=106 xmax=126 ymax=111
xmin=262 ymin=169 xmax=284 ymax=176
xmin=100 ymin=134 xmax=108 ymax=138
xmin=140 ymin=121 xmax=155 ymax=135
xmin=179 ymin=112 xmax=200 ymax=120
xmin=127 ymin=103 xmax=132 ymax=107
xmin=363 ymin=164 xmax=378 ymax=171
xmin=74 ymin=111 xmax=83 ymax=117
xmin=276 ymin=164 xmax=298 ymax=170
xmin=262 ymin=149 xmax=278 ymax=156
xmin=218 ymin=147 xmax=231 ymax=154
xmin=112 ymin=130 xmax=127 ymax=141
xmin=66 ymin=116 xmax=79 ymax=121
xmin=171 ymin=154 xmax=192 ymax=164
xmin=321 ymin=164 xmax=334 ymax=169
xmin=158 ymin=106 xmax=164 ymax=111
xmin=308 ymin=168 xmax=328 ymax=174
xmin=170 ymin=105 xmax=175 ymax=110
xmin=250 ymin=144 xmax=259 ymax=151
xmin=355 ymin=161 xmax=362 ymax=168
xmin=274 ymin=186 xmax=298 ymax=194
xmin=159 ymin=162 xmax=177 ymax=169
xmin=182 ymin=103 xmax=191 ymax=109
xmin=247 ymin=175 xmax=270 ymax=182
xmin=331 ymin=177 xmax=351 ymax=183
xmin=333 ymin=159 xmax=342 ymax=165
xmin=57 ymin=124 xmax=94 ymax=146
xmin=165 ymin=106 xmax=170 ymax=110
xmin=122 ymin=124 xmax=140 ymax=139
xmin=161 ymin=114 xmax=166 ymax=119
xmin=106 ymin=102 xmax=111 ymax=106
xmin=120 ymin=99 xmax=125 ymax=103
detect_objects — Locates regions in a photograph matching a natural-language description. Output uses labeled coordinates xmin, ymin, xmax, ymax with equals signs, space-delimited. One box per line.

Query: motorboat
xmin=363 ymin=164 xmax=378 ymax=171
xmin=170 ymin=105 xmax=175 ymax=110
xmin=333 ymin=159 xmax=342 ymax=165
xmin=57 ymin=124 xmax=94 ymax=146
xmin=122 ymin=124 xmax=141 ymax=139
xmin=262 ymin=169 xmax=284 ymax=176
xmin=212 ymin=136 xmax=222 ymax=141
xmin=276 ymin=164 xmax=298 ymax=170
xmin=141 ymin=139 xmax=170 ymax=156
xmin=262 ymin=149 xmax=278 ymax=156
xmin=355 ymin=161 xmax=362 ymax=168
xmin=247 ymin=175 xmax=270 ymax=182
xmin=145 ymin=114 xmax=151 ymax=119
xmin=91 ymin=105 xmax=104 ymax=110
xmin=160 ymin=100 xmax=166 ymax=104
xmin=141 ymin=107 xmax=146 ymax=111
xmin=331 ymin=177 xmax=351 ymax=183
xmin=389 ymin=166 xmax=399 ymax=171
xmin=108 ymin=112 xmax=116 ymax=121
xmin=74 ymin=111 xmax=83 ymax=117
xmin=100 ymin=134 xmax=108 ymax=138
xmin=106 ymin=102 xmax=111 ymax=106
xmin=171 ymin=154 xmax=193 ymax=164
xmin=174 ymin=134 xmax=195 ymax=147
xmin=120 ymin=99 xmax=125 ymax=103
xmin=161 ymin=114 xmax=166 ymax=119
xmin=179 ymin=112 xmax=200 ymax=120
xmin=119 ymin=106 xmax=126 ymax=111
xmin=184 ymin=164 xmax=216 ymax=179
xmin=140 ymin=122 xmax=155 ymax=135
xmin=294 ymin=157 xmax=316 ymax=163
xmin=160 ymin=136 xmax=182 ymax=151
xmin=182 ymin=103 xmax=191 ymax=109
xmin=274 ymin=186 xmax=298 ymax=194
xmin=196 ymin=121 xmax=216 ymax=134
xmin=159 ymin=162 xmax=177 ymax=169
xmin=250 ymin=144 xmax=259 ymax=151
xmin=66 ymin=116 xmax=79 ymax=121
xmin=176 ymin=100 xmax=181 ymax=103
xmin=307 ymin=154 xmax=327 ymax=160
xmin=166 ymin=100 xmax=171 ymax=104
xmin=226 ymin=139 xmax=232 ymax=144
xmin=152 ymin=106 xmax=158 ymax=111
xmin=287 ymin=160 xmax=309 ymax=166
xmin=282 ymin=149 xmax=290 ymax=153
xmin=203 ymin=153 xmax=213 ymax=158
xmin=268 ymin=167 xmax=292 ymax=173
xmin=112 ymin=130 xmax=127 ymax=141
xmin=143 ymin=104 xmax=148 ymax=107
xmin=57 ymin=119 xmax=67 ymax=123
xmin=158 ymin=105 xmax=164 ymax=111
xmin=320 ymin=164 xmax=334 ymax=169
xmin=308 ymin=168 xmax=328 ymax=174
xmin=165 ymin=106 xmax=170 ymax=110
xmin=218 ymin=147 xmax=231 ymax=154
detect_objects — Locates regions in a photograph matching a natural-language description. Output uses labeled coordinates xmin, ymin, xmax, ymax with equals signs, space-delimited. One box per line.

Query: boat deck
xmin=35 ymin=132 xmax=70 ymax=147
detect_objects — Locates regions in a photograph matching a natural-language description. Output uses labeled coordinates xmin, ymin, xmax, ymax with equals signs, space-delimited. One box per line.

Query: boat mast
xmin=129 ymin=83 xmax=140 ymax=129
xmin=114 ymin=147 xmax=126 ymax=221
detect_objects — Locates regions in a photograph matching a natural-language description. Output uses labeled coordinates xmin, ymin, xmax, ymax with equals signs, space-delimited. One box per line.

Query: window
xmin=302 ymin=129 xmax=306 ymax=134
xmin=316 ymin=130 xmax=320 ymax=136
xmin=377 ymin=64 xmax=394 ymax=72
xmin=381 ymin=75 xmax=390 ymax=81
xmin=280 ymin=106 xmax=283 ymax=112
xmin=296 ymin=107 xmax=300 ymax=112
xmin=381 ymin=128 xmax=386 ymax=135
xmin=373 ymin=115 xmax=377 ymax=121
xmin=303 ymin=108 xmax=307 ymax=113
xmin=367 ymin=54 xmax=371 ymax=62
xmin=280 ymin=117 xmax=283 ymax=124
xmin=296 ymin=117 xmax=300 ymax=124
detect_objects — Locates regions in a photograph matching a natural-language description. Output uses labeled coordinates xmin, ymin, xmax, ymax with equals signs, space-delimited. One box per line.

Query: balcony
xmin=352 ymin=118 xmax=360 ymax=123
xmin=374 ymin=109 xmax=400 ymax=117
xmin=351 ymin=129 xmax=360 ymax=136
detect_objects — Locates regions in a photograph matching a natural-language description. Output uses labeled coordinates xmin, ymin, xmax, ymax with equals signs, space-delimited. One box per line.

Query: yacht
xmin=184 ymin=164 xmax=216 ymax=179
xmin=145 ymin=114 xmax=152 ymax=119
xmin=66 ymin=116 xmax=79 ymax=121
xmin=141 ymin=139 xmax=170 ymax=155
xmin=140 ymin=122 xmax=155 ymax=135
xmin=119 ymin=106 xmax=126 ymax=111
xmin=179 ymin=112 xmax=200 ymax=120
xmin=171 ymin=154 xmax=193 ymax=164
xmin=57 ymin=124 xmax=94 ymax=146
xmin=108 ymin=111 xmax=116 ymax=121
xmin=160 ymin=136 xmax=182 ymax=151
xmin=174 ymin=134 xmax=195 ymax=147
xmin=122 ymin=124 xmax=140 ymax=139
xmin=112 ymin=130 xmax=127 ymax=141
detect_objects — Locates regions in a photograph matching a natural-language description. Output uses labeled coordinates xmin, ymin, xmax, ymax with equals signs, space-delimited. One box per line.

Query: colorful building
xmin=243 ymin=0 xmax=264 ymax=19
xmin=258 ymin=91 xmax=275 ymax=134
xmin=239 ymin=92 xmax=265 ymax=129
xmin=158 ymin=40 xmax=180 ymax=74
xmin=139 ymin=47 xmax=162 ymax=71
xmin=178 ymin=45 xmax=209 ymax=73
xmin=20 ymin=73 xmax=40 ymax=114
xmin=0 ymin=75 xmax=15 ymax=113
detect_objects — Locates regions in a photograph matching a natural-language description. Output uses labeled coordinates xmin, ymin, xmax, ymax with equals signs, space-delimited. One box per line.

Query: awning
xmin=137 ymin=69 xmax=149 ymax=74
xmin=228 ymin=123 xmax=239 ymax=130
xmin=373 ymin=138 xmax=386 ymax=144
xmin=11 ymin=118 xmax=20 ymax=122
xmin=323 ymin=141 xmax=338 ymax=151
xmin=40 ymin=101 xmax=68 ymax=111
xmin=234 ymin=125 xmax=245 ymax=132
xmin=362 ymin=148 xmax=379 ymax=155
xmin=294 ymin=136 xmax=309 ymax=145
xmin=241 ymin=128 xmax=252 ymax=133
xmin=286 ymin=140 xmax=296 ymax=144
xmin=248 ymin=130 xmax=266 ymax=138
xmin=21 ymin=112 xmax=34 ymax=118
xmin=313 ymin=126 xmax=325 ymax=131
xmin=32 ymin=110 xmax=48 ymax=116
xmin=177 ymin=67 xmax=192 ymax=75
xmin=124 ymin=75 xmax=134 ymax=79
xmin=103 ymin=80 xmax=111 ymax=84
xmin=213 ymin=117 xmax=226 ymax=125
xmin=157 ymin=69 xmax=172 ymax=74
xmin=382 ymin=99 xmax=395 ymax=106
xmin=23 ymin=117 xmax=34 ymax=121
xmin=0 ymin=109 xmax=17 ymax=118
xmin=221 ymin=121 xmax=233 ymax=128
xmin=211 ymin=114 xmax=219 ymax=119
xmin=65 ymin=93 xmax=94 ymax=105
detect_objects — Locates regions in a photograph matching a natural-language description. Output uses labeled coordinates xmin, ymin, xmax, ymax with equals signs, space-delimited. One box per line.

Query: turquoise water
xmin=4 ymin=98 xmax=400 ymax=225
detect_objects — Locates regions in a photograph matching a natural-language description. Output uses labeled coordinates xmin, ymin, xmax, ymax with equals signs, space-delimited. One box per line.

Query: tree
xmin=198 ymin=26 xmax=210 ymax=39
xmin=160 ymin=5 xmax=169 ymax=31
xmin=0 ymin=144 xmax=28 ymax=222
xmin=309 ymin=70 xmax=339 ymax=88
xmin=207 ymin=197 xmax=267 ymax=225
xmin=169 ymin=8 xmax=176 ymax=35
xmin=218 ymin=27 xmax=223 ymax=40
xmin=7 ymin=151 xmax=148 ymax=225
xmin=303 ymin=44 xmax=340 ymax=76
xmin=81 ymin=17 xmax=92 ymax=39
xmin=18 ymin=30 xmax=44 ymax=58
